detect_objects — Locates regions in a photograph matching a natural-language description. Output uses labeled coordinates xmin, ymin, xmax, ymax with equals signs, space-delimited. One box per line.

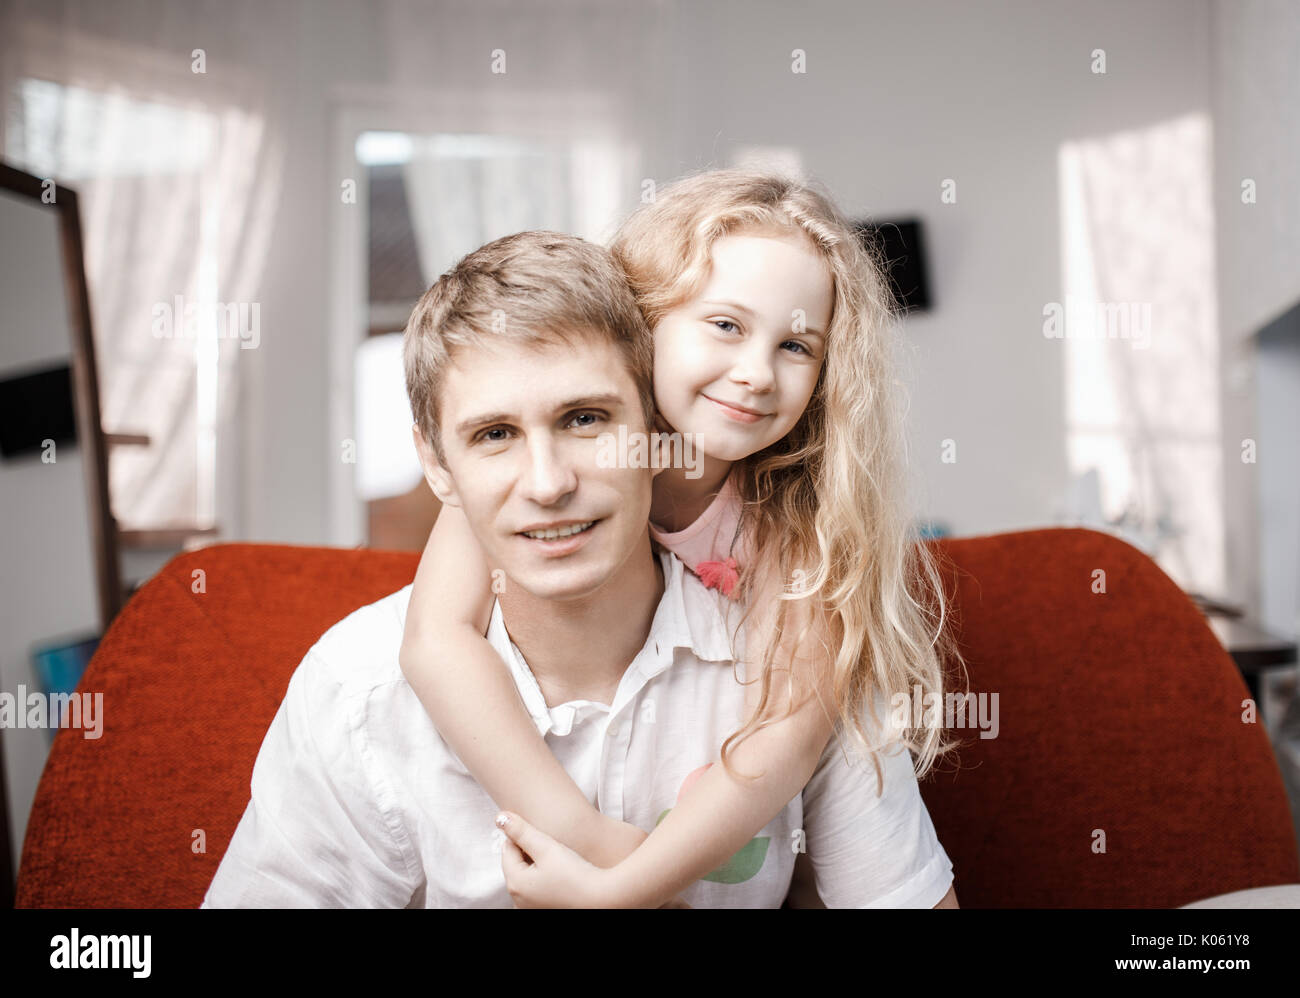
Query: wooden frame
xmin=0 ymin=162 xmax=122 ymax=627
xmin=0 ymin=162 xmax=123 ymax=906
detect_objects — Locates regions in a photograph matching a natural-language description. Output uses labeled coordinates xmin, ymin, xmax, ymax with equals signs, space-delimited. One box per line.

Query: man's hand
xmin=497 ymin=812 xmax=690 ymax=908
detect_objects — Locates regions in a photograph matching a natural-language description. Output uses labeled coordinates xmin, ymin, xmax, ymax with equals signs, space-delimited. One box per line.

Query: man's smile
xmin=516 ymin=517 xmax=603 ymax=555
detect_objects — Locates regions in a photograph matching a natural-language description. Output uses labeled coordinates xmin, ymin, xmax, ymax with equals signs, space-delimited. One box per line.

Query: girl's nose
xmin=728 ymin=343 xmax=775 ymax=393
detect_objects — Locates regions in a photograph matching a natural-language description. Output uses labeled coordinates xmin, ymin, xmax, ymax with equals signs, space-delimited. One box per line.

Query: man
xmin=202 ymin=231 xmax=956 ymax=908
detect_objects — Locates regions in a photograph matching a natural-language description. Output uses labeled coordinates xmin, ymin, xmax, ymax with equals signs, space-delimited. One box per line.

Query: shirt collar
xmin=486 ymin=550 xmax=738 ymax=734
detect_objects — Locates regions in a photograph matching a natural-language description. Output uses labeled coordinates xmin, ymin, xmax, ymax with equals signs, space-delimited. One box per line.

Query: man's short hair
xmin=403 ymin=230 xmax=656 ymax=464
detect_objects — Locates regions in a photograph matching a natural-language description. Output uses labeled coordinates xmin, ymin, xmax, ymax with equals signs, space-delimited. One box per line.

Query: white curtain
xmin=1059 ymin=113 xmax=1222 ymax=596
xmin=403 ymin=135 xmax=574 ymax=285
xmin=378 ymin=0 xmax=659 ymax=283
xmin=0 ymin=0 xmax=285 ymax=533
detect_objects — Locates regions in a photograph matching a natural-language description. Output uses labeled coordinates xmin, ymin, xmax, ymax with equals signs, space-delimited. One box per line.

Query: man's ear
xmin=411 ymin=423 xmax=461 ymax=507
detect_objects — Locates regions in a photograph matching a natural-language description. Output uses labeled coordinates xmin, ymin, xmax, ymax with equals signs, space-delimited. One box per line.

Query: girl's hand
xmin=497 ymin=811 xmax=614 ymax=908
xmin=497 ymin=812 xmax=692 ymax=908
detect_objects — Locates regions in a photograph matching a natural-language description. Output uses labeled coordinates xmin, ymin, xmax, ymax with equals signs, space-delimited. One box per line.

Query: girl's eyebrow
xmin=701 ymin=300 xmax=825 ymax=339
xmin=700 ymin=299 xmax=755 ymax=316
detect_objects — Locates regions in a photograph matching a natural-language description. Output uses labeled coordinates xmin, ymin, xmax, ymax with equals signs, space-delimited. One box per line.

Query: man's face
xmin=414 ymin=331 xmax=659 ymax=602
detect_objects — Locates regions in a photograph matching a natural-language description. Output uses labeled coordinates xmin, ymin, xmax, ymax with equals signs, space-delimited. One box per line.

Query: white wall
xmin=656 ymin=1 xmax=1218 ymax=541
xmin=1211 ymin=0 xmax=1300 ymax=627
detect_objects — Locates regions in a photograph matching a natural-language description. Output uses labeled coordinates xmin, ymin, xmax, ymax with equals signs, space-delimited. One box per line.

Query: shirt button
xmin=607 ymin=722 xmax=621 ymax=739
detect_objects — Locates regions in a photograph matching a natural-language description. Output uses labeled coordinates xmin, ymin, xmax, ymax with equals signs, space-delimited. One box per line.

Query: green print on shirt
xmin=655 ymin=763 xmax=771 ymax=884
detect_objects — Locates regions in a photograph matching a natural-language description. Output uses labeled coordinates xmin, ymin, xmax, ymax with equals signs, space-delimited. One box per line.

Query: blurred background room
xmin=0 ymin=0 xmax=1297 ymax=898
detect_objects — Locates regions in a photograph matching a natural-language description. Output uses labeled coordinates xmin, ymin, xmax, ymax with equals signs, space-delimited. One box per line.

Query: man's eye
xmin=476 ymin=427 xmax=511 ymax=444
xmin=569 ymin=411 xmax=605 ymax=429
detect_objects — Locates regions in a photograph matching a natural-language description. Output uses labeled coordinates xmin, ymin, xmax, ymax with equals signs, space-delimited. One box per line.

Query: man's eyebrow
xmin=700 ymin=300 xmax=825 ymax=339
xmin=453 ymin=392 xmax=626 ymax=437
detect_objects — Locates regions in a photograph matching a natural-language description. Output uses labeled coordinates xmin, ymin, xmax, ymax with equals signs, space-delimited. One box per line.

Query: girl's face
xmin=651 ymin=230 xmax=833 ymax=463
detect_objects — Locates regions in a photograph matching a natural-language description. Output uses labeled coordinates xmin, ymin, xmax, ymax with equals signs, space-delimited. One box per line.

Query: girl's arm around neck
xmin=595 ymin=566 xmax=840 ymax=907
xmin=399 ymin=504 xmax=646 ymax=867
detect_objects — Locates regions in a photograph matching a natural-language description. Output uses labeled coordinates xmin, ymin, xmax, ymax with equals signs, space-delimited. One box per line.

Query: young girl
xmin=400 ymin=168 xmax=965 ymax=908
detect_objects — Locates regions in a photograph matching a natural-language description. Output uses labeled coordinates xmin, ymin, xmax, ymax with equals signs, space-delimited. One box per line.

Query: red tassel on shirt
xmin=696 ymin=557 xmax=741 ymax=599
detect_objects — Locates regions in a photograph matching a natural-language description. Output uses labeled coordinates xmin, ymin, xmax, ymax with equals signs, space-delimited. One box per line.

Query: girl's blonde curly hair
xmin=610 ymin=168 xmax=969 ymax=794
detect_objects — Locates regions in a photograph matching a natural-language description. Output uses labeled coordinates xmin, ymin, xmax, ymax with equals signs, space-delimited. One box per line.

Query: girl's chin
xmin=693 ymin=437 xmax=763 ymax=464
xmin=656 ymin=434 xmax=746 ymax=467
xmin=661 ymin=409 xmax=778 ymax=460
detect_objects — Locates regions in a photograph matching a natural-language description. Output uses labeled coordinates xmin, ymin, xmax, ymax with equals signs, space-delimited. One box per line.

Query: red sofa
xmin=15 ymin=527 xmax=1300 ymax=907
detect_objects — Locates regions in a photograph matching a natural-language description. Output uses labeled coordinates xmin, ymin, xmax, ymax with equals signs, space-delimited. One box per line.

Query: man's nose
xmin=520 ymin=435 xmax=578 ymax=505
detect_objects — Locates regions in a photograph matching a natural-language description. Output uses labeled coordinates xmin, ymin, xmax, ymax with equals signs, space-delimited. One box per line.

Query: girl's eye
xmin=711 ymin=320 xmax=813 ymax=357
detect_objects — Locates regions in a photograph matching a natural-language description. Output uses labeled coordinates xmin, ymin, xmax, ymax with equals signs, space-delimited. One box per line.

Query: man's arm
xmin=799 ymin=715 xmax=957 ymax=909
xmin=783 ymin=845 xmax=967 ymax=907
xmin=202 ymin=650 xmax=422 ymax=908
xmin=783 ymin=812 xmax=959 ymax=908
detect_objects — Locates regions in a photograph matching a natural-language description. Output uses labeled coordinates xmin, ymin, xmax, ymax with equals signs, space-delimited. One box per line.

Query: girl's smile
xmin=701 ymin=393 xmax=773 ymax=423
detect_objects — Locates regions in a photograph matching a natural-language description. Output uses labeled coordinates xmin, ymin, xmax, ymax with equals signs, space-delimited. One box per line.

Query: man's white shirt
xmin=202 ymin=550 xmax=954 ymax=908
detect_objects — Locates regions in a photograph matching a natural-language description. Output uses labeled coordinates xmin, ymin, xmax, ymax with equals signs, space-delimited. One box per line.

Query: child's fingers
xmin=501 ymin=837 xmax=527 ymax=871
xmin=495 ymin=811 xmax=543 ymax=860
xmin=500 ymin=836 xmax=531 ymax=896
